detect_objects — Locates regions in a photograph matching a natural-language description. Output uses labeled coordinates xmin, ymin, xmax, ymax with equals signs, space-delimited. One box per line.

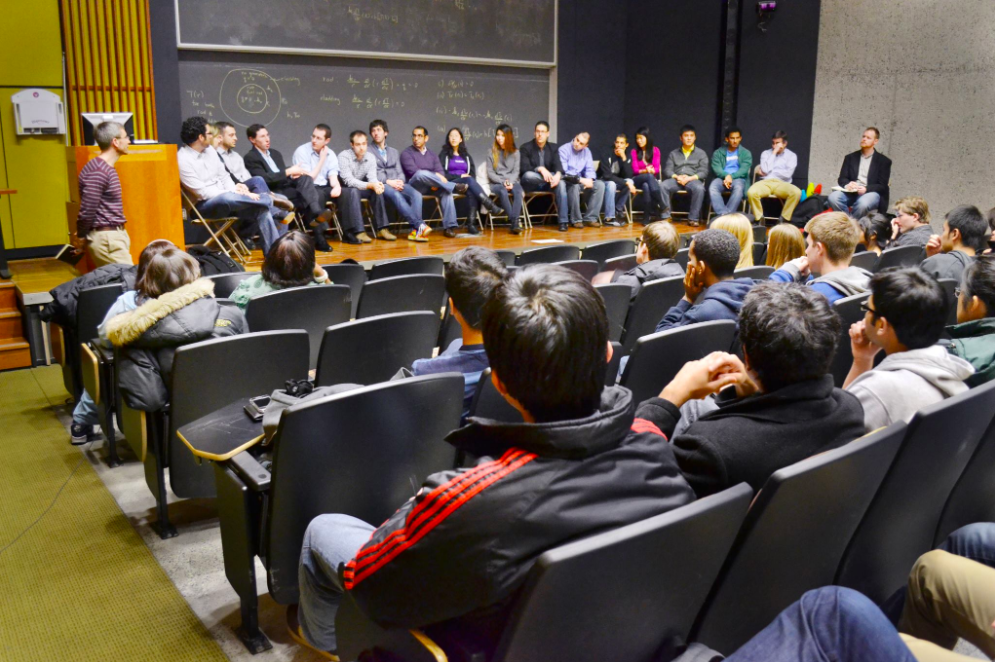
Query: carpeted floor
xmin=0 ymin=366 xmax=229 ymax=661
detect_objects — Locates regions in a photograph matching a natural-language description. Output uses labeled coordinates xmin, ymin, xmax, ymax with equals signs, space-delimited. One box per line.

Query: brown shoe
xmin=272 ymin=196 xmax=295 ymax=212
xmin=355 ymin=232 xmax=373 ymax=244
xmin=377 ymin=228 xmax=397 ymax=241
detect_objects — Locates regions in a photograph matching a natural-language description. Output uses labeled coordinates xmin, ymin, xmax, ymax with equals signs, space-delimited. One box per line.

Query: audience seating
xmin=620 ymin=321 xmax=737 ymax=403
xmin=437 ymin=303 xmax=462 ymax=350
xmin=318 ymin=263 xmax=367 ymax=319
xmin=60 ymin=283 xmax=124 ymax=403
xmin=582 ymin=239 xmax=636 ymax=267
xmin=675 ymin=248 xmax=690 ymax=271
xmin=752 ymin=242 xmax=767 ymax=265
xmin=368 ymin=256 xmax=444 ymax=281
xmin=314 ymin=311 xmax=440 ymax=387
xmin=835 ymin=380 xmax=995 ymax=604
xmin=938 ymin=278 xmax=958 ymax=326
xmin=691 ymin=423 xmax=907 ymax=654
xmin=205 ymin=272 xmax=254 ymax=299
xmin=875 ymin=245 xmax=925 ymax=271
xmin=620 ymin=275 xmax=685 ymax=355
xmin=522 ymin=191 xmax=558 ymax=227
xmin=468 ymin=367 xmax=521 ymax=423
xmin=494 ymin=249 xmax=516 ymax=267
xmin=752 ymin=225 xmax=767 ymax=244
xmin=605 ymin=341 xmax=623 ymax=386
xmin=79 ymin=340 xmax=122 ymax=466
xmin=829 ymin=292 xmax=871 ymax=387
xmin=594 ymin=283 xmax=631 ymax=343
xmin=848 ymin=250 xmax=879 ymax=272
xmin=356 ymin=274 xmax=446 ymax=319
xmin=553 ymin=259 xmax=599 ymax=282
xmin=337 ymin=483 xmax=753 ymax=662
xmin=244 ymin=285 xmax=352 ymax=369
xmin=215 ymin=373 xmax=464 ymax=652
xmin=145 ymin=330 xmax=310 ymax=539
xmin=517 ymin=245 xmax=581 ymax=266
xmin=935 ymin=414 xmax=995 ymax=545
xmin=734 ymin=266 xmax=775 ymax=279
xmin=602 ymin=253 xmax=638 ymax=274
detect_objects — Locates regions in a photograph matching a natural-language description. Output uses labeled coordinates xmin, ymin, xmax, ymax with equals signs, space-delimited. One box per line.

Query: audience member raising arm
xmin=921 ymin=205 xmax=988 ymax=281
xmin=598 ymin=133 xmax=637 ymax=227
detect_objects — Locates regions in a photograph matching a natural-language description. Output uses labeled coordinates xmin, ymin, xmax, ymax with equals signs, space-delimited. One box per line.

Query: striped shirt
xmin=77 ymin=157 xmax=125 ymax=236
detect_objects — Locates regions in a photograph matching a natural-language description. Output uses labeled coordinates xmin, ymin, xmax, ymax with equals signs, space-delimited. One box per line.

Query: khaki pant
xmin=747 ymin=179 xmax=801 ymax=221
xmin=900 ymin=549 xmax=995 ymax=661
xmin=86 ymin=228 xmax=133 ymax=267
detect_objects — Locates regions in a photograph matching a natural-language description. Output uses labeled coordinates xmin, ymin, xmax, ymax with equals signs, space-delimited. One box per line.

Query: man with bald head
xmin=558 ymin=132 xmax=605 ymax=229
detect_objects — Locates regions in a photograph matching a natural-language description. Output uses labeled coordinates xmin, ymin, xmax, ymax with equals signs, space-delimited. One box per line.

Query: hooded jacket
xmin=846 ymin=345 xmax=974 ymax=432
xmin=612 ymin=258 xmax=685 ymax=301
xmin=40 ymin=263 xmax=137 ymax=329
xmin=920 ymin=250 xmax=974 ymax=282
xmin=343 ymin=386 xmax=694 ymax=648
xmin=770 ymin=263 xmax=872 ymax=304
xmin=106 ymin=278 xmax=247 ymax=411
xmin=943 ymin=318 xmax=995 ymax=387
xmin=655 ymin=277 xmax=755 ymax=333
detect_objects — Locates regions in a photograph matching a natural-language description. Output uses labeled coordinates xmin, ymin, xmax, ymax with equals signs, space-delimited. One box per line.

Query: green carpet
xmin=0 ymin=366 xmax=229 ymax=661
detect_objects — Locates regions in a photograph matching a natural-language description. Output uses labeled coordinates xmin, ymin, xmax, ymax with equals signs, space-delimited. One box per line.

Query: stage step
xmin=0 ymin=339 xmax=31 ymax=371
xmin=0 ymin=282 xmax=16 ymax=312
xmin=0 ymin=310 xmax=24 ymax=341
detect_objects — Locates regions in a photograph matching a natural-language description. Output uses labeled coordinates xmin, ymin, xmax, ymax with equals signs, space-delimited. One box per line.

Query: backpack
xmin=186 ymin=244 xmax=244 ymax=275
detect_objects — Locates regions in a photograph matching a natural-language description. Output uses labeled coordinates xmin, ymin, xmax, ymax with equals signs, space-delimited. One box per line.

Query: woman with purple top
xmin=630 ymin=126 xmax=668 ymax=223
xmin=439 ymin=127 xmax=503 ymax=235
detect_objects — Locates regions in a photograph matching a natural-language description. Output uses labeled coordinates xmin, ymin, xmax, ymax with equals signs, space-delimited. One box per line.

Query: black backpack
xmin=186 ymin=244 xmax=244 ymax=275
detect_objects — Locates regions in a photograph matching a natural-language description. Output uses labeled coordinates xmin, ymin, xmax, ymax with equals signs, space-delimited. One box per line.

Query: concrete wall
xmin=810 ymin=0 xmax=995 ymax=227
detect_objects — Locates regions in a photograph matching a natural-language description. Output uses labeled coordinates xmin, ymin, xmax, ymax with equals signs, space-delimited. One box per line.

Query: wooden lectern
xmin=67 ymin=145 xmax=184 ymax=272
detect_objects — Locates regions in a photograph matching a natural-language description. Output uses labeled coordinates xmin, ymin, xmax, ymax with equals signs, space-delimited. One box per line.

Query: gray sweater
xmin=488 ymin=149 xmax=521 ymax=184
xmin=663 ymin=147 xmax=710 ymax=180
xmin=891 ymin=224 xmax=933 ymax=249
xmin=920 ymin=250 xmax=973 ymax=282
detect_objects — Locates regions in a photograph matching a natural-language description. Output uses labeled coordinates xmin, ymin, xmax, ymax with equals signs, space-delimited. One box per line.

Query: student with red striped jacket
xmin=291 ymin=264 xmax=695 ymax=659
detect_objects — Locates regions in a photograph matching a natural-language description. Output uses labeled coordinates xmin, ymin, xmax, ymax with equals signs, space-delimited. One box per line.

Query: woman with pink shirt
xmin=631 ymin=127 xmax=667 ymax=223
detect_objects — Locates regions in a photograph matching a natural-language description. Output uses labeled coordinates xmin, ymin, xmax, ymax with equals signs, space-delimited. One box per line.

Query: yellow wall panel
xmin=0 ymin=0 xmax=63 ymax=87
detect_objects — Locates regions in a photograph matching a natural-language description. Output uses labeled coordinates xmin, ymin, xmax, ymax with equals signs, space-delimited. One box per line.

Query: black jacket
xmin=644 ymin=375 xmax=866 ymax=497
xmin=440 ymin=150 xmax=477 ymax=181
xmin=244 ymin=147 xmax=291 ymax=188
xmin=518 ymin=139 xmax=563 ymax=176
xmin=837 ymin=150 xmax=892 ymax=211
xmin=40 ymin=263 xmax=137 ymax=329
xmin=344 ymin=386 xmax=694 ymax=647
xmin=612 ymin=258 xmax=685 ymax=301
xmin=599 ymin=151 xmax=635 ymax=185
xmin=106 ymin=278 xmax=247 ymax=411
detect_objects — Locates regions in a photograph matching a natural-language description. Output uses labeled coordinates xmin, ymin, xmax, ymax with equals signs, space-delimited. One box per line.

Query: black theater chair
xmin=244 ymin=284 xmax=351 ymax=369
xmin=356 ymin=274 xmax=446 ymax=319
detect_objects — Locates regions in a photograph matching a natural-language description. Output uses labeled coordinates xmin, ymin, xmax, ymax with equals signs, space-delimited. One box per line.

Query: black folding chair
xmin=829 ymin=292 xmax=871 ymax=387
xmin=554 ymin=259 xmax=599 ymax=282
xmin=835 ymin=380 xmax=995 ymax=603
xmin=215 ymin=373 xmax=464 ymax=652
xmin=595 ymin=283 xmax=631 ymax=343
xmin=314 ymin=311 xmax=440 ymax=386
xmin=582 ymin=239 xmax=636 ymax=267
xmin=437 ymin=303 xmax=463 ymax=350
xmin=602 ymin=253 xmax=638 ymax=274
xmin=752 ymin=225 xmax=767 ymax=244
xmin=675 ymin=247 xmax=690 ymax=270
xmin=620 ymin=321 xmax=737 ymax=403
xmin=620 ymin=275 xmax=685 ymax=355
xmin=938 ymin=278 xmax=958 ymax=326
xmin=338 ymin=484 xmax=753 ymax=662
xmin=875 ymin=245 xmax=925 ymax=271
xmin=495 ymin=249 xmax=516 ymax=267
xmin=205 ymin=272 xmax=254 ymax=299
xmin=468 ymin=367 xmax=521 ymax=422
xmin=935 ymin=413 xmax=995 ymax=545
xmin=517 ymin=245 xmax=581 ymax=266
xmin=369 ymin=256 xmax=445 ymax=280
xmin=63 ymin=283 xmax=124 ymax=403
xmin=848 ymin=250 xmax=879 ymax=272
xmin=318 ymin=263 xmax=367 ymax=319
xmin=244 ymin=285 xmax=351 ymax=369
xmin=357 ymin=274 xmax=446 ymax=319
xmin=692 ymin=423 xmax=907 ymax=654
xmin=734 ymin=266 xmax=774 ymax=279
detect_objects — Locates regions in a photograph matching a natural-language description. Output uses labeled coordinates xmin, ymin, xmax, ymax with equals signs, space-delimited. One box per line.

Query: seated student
xmin=440 ymin=127 xmax=504 ymax=236
xmin=400 ymin=126 xmax=468 ymax=239
xmin=229 ymin=231 xmax=331 ymax=310
xmin=661 ymin=124 xmax=710 ymax=226
xmin=485 ymin=124 xmax=525 ymax=234
xmin=643 ymin=283 xmax=864 ymax=497
xmin=630 ymin=127 xmax=668 ymax=223
xmin=368 ymin=119 xmax=427 ymax=242
xmin=519 ymin=121 xmax=569 ymax=229
xmin=106 ymin=248 xmax=247 ymax=412
xmin=845 ymin=268 xmax=973 ymax=432
xmin=290 ymin=124 xmax=340 ymax=251
xmin=69 ymin=239 xmax=175 ymax=444
xmin=595 ymin=221 xmax=684 ymax=301
xmin=710 ymin=212 xmax=754 ymax=268
xmin=746 ymin=130 xmax=801 ymax=226
xmin=921 ymin=204 xmax=988 ymax=281
xmin=857 ymin=211 xmax=892 ymax=255
xmin=765 ymin=223 xmax=805 ymax=269
xmin=708 ymin=126 xmax=752 ymax=217
xmin=409 ymin=247 xmax=507 ymax=419
xmin=558 ymin=132 xmax=606 ymax=231
xmin=942 ymin=256 xmax=995 ymax=386
xmin=292 ymin=264 xmax=695 ymax=659
xmin=598 ymin=133 xmax=637 ymax=227
xmin=337 ymin=130 xmax=393 ymax=244
xmin=770 ymin=212 xmax=871 ymax=304
xmin=890 ymin=196 xmax=934 ymax=249
xmin=655 ymin=229 xmax=754 ymax=333
xmin=213 ymin=120 xmax=297 ymax=226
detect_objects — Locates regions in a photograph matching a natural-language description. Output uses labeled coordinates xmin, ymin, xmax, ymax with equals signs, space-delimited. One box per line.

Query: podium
xmin=67 ymin=145 xmax=184 ymax=271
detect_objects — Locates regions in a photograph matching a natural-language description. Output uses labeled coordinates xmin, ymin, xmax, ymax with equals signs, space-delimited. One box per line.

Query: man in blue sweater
xmin=769 ymin=211 xmax=871 ymax=304
xmin=656 ymin=229 xmax=755 ymax=332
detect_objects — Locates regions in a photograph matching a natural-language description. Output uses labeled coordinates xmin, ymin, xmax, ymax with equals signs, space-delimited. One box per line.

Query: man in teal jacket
xmin=708 ymin=127 xmax=753 ymax=216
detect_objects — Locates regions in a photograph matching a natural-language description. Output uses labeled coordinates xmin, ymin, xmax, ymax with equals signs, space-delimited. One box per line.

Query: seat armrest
xmin=228 ymin=451 xmax=271 ymax=491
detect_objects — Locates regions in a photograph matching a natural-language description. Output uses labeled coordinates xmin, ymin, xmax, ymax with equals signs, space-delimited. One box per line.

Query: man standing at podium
xmin=75 ymin=121 xmax=133 ymax=266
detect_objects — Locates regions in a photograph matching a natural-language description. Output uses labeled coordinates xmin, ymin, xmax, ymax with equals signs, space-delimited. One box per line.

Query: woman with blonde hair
xmin=710 ymin=213 xmax=753 ymax=268
xmin=765 ymin=223 xmax=806 ymax=269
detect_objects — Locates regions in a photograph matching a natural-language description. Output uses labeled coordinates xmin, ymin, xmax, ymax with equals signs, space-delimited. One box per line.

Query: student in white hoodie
xmin=845 ymin=267 xmax=974 ymax=431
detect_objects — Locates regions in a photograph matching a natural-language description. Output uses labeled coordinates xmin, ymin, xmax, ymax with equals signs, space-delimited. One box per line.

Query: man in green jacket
xmin=945 ymin=257 xmax=995 ymax=386
xmin=708 ymin=127 xmax=753 ymax=217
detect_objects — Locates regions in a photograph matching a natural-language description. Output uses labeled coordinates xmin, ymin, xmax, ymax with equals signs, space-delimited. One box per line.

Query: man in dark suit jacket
xmin=828 ymin=127 xmax=892 ymax=219
xmin=244 ymin=124 xmax=333 ymax=252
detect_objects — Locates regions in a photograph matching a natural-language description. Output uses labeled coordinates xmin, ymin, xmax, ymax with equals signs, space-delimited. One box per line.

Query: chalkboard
xmin=175 ymin=0 xmax=557 ymax=67
xmin=178 ymin=56 xmax=550 ymax=165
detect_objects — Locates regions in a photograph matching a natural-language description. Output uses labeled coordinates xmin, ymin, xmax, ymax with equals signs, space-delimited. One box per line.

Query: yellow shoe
xmin=280 ymin=211 xmax=295 ymax=226
xmin=408 ymin=224 xmax=431 ymax=242
xmin=287 ymin=605 xmax=339 ymax=661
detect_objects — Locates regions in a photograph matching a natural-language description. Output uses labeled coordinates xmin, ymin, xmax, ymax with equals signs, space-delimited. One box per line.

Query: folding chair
xmin=602 ymin=254 xmax=638 ymax=274
xmin=244 ymin=285 xmax=352 ymax=369
xmin=620 ymin=275 xmax=686 ymax=354
xmin=875 ymin=245 xmax=925 ymax=271
xmin=594 ymin=283 xmax=631 ymax=342
xmin=553 ymin=259 xmax=599 ymax=281
xmin=829 ymin=293 xmax=871 ymax=387
xmin=848 ymin=250 xmax=879 ymax=272
xmin=181 ymin=188 xmax=252 ymax=263
xmin=369 ymin=256 xmax=445 ymax=280
xmin=582 ymin=239 xmax=637 ymax=267
xmin=750 ymin=167 xmax=784 ymax=224
xmin=205 ymin=272 xmax=254 ymax=299
xmin=318 ymin=263 xmax=367 ymax=319
xmin=356 ymin=274 xmax=447 ymax=319
xmin=735 ymin=265 xmax=775 ymax=279
xmin=522 ymin=191 xmax=557 ymax=227
xmin=517 ymin=245 xmax=581 ymax=265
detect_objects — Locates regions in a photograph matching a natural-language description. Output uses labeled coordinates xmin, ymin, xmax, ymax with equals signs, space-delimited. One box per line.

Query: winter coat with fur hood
xmin=105 ymin=278 xmax=247 ymax=411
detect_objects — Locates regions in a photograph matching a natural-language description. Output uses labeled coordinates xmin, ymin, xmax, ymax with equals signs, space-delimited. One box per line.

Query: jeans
xmin=610 ymin=184 xmax=632 ymax=219
xmin=337 ymin=187 xmax=388 ymax=235
xmin=601 ymin=180 xmax=618 ymax=220
xmin=521 ymin=170 xmax=569 ymax=225
xmin=73 ymin=389 xmax=99 ymax=426
xmin=632 ymin=173 xmax=666 ymax=218
xmin=708 ymin=178 xmax=746 ymax=216
xmin=408 ymin=170 xmax=458 ymax=228
xmin=661 ymin=178 xmax=706 ymax=222
xmin=828 ymin=190 xmax=881 ymax=219
xmin=565 ymin=179 xmax=605 ymax=223
xmin=492 ymin=181 xmax=524 ymax=225
xmin=381 ymin=184 xmax=423 ymax=231
xmin=242 ymin=175 xmax=287 ymax=221
xmin=196 ymin=191 xmax=285 ymax=255
xmin=298 ymin=514 xmax=377 ymax=653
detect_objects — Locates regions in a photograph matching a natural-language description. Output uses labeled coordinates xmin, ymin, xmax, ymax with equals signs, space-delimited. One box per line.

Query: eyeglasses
xmin=859 ymin=300 xmax=879 ymax=318
xmin=955 ymin=287 xmax=962 ymax=298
